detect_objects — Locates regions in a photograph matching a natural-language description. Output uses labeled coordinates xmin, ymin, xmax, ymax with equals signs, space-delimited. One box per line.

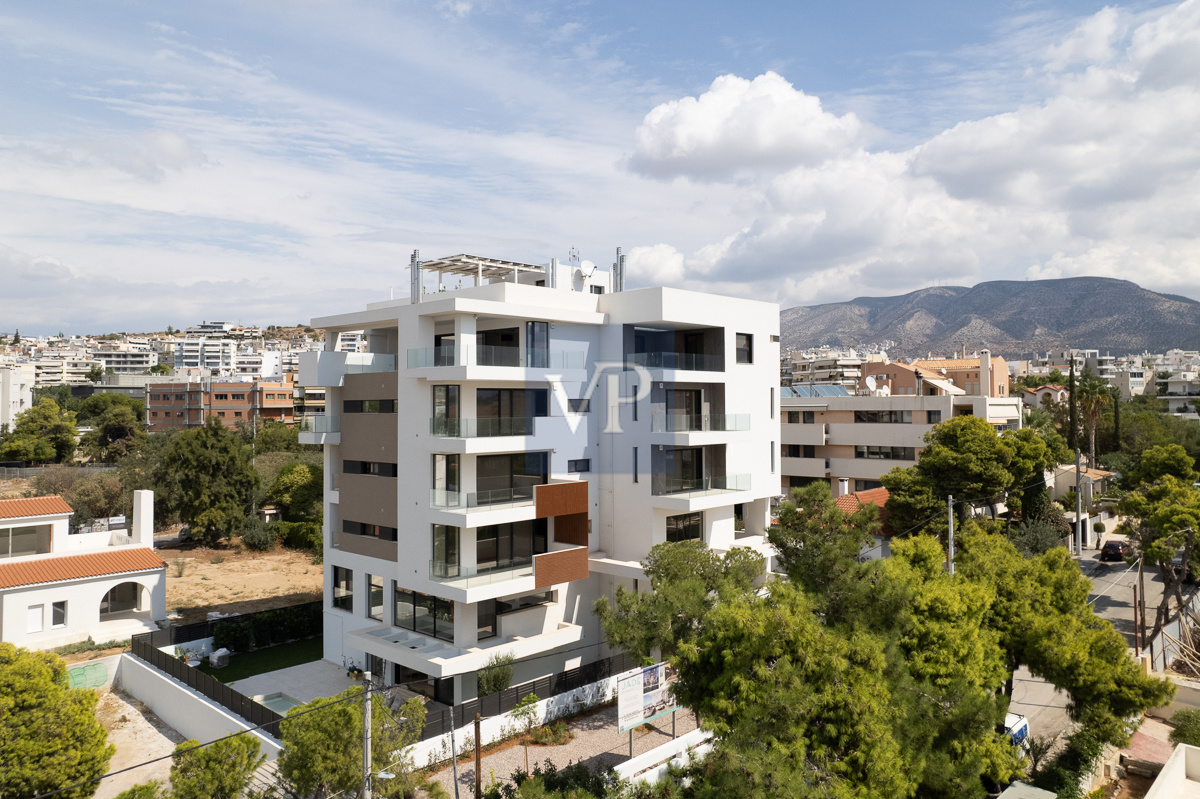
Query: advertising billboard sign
xmin=617 ymin=662 xmax=677 ymax=733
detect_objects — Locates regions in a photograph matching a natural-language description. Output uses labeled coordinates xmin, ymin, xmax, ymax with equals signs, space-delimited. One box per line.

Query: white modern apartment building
xmin=173 ymin=337 xmax=238 ymax=372
xmin=780 ymin=384 xmax=1023 ymax=495
xmin=1 ymin=364 xmax=35 ymax=431
xmin=300 ymin=251 xmax=779 ymax=705
xmin=92 ymin=347 xmax=159 ymax=375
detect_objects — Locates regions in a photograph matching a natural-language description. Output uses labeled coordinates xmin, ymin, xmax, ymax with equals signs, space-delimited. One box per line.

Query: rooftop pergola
xmin=419 ymin=254 xmax=545 ymax=286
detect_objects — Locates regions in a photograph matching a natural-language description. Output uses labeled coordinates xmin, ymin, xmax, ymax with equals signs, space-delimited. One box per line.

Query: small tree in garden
xmin=478 ymin=652 xmax=516 ymax=697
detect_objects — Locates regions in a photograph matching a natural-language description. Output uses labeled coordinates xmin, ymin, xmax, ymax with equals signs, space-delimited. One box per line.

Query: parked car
xmin=1099 ymin=540 xmax=1131 ymax=562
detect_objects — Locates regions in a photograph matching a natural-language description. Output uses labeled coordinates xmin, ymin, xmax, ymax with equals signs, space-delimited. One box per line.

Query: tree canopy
xmin=169 ymin=735 xmax=265 ymax=799
xmin=265 ymin=462 xmax=323 ymax=522
xmin=0 ymin=397 xmax=78 ymax=463
xmin=154 ymin=417 xmax=260 ymax=545
xmin=0 ymin=643 xmax=115 ymax=799
xmin=278 ymin=687 xmax=426 ymax=799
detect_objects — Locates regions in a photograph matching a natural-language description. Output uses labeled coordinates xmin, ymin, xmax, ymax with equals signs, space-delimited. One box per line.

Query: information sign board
xmin=617 ymin=662 xmax=677 ymax=733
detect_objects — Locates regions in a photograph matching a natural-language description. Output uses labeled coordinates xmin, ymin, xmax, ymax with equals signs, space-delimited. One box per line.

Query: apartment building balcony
xmin=626 ymin=351 xmax=724 ymax=375
xmin=298 ymin=413 xmax=340 ymax=445
xmin=781 ymin=423 xmax=826 ymax=446
xmin=347 ymin=618 xmax=585 ymax=679
xmin=781 ymin=456 xmax=830 ymax=479
xmin=430 ymin=416 xmax=535 ymax=438
xmin=429 ymin=486 xmax=537 ymax=512
xmin=649 ymin=413 xmax=749 ymax=433
xmin=427 ymin=544 xmax=588 ymax=603
xmin=650 ymin=474 xmax=752 ymax=511
xmin=298 ymin=351 xmax=396 ymax=387
xmin=406 ymin=345 xmax=585 ymax=377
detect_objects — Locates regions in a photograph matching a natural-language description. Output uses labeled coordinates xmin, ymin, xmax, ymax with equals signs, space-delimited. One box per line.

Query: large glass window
xmin=475 ymin=388 xmax=547 ymax=436
xmin=343 ymin=399 xmax=396 ymax=413
xmin=853 ymin=410 xmax=912 ymax=424
xmin=1 ymin=525 xmax=49 ymax=558
xmin=432 ymin=525 xmax=460 ymax=578
xmin=802 ymin=411 xmax=815 ymax=424
xmin=344 ymin=460 xmax=398 ymax=477
xmin=51 ymin=601 xmax=67 ymax=627
xmin=367 ymin=574 xmax=384 ymax=621
xmin=342 ymin=520 xmax=398 ymax=541
xmin=854 ymin=445 xmax=916 ymax=461
xmin=927 ymin=410 xmax=942 ymax=424
xmin=526 ymin=321 xmax=549 ymax=368
xmin=477 ymin=327 xmax=519 ymax=366
xmin=736 ymin=333 xmax=753 ymax=364
xmin=394 ymin=589 xmax=455 ymax=643
xmin=431 ymin=453 xmax=460 ymax=506
xmin=476 ymin=519 xmax=548 ymax=571
xmin=475 ymin=452 xmax=547 ymax=504
xmin=432 ymin=385 xmax=460 ymax=435
xmin=478 ymin=600 xmax=497 ymax=640
xmin=666 ymin=512 xmax=703 ymax=543
xmin=333 ymin=566 xmax=353 ymax=612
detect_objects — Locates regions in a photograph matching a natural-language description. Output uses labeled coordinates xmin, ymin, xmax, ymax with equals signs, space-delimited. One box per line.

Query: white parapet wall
xmin=409 ymin=675 xmax=619 ymax=768
xmin=115 ymin=655 xmax=282 ymax=760
xmin=614 ymin=727 xmax=714 ymax=785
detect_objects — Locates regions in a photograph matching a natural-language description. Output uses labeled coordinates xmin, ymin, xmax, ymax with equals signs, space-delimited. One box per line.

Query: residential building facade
xmin=146 ymin=380 xmax=295 ymax=431
xmin=300 ymin=251 xmax=779 ymax=705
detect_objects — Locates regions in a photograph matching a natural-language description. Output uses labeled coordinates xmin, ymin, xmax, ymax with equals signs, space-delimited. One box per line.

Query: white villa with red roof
xmin=0 ymin=490 xmax=166 ymax=649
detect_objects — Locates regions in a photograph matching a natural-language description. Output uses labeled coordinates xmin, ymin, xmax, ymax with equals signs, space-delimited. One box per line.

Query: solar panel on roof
xmin=780 ymin=384 xmax=852 ymax=398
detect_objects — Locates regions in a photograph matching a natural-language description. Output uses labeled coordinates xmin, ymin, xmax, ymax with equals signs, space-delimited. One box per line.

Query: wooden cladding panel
xmin=553 ymin=513 xmax=589 ymax=547
xmin=535 ymin=481 xmax=588 ymax=519
xmin=534 ymin=547 xmax=588 ymax=589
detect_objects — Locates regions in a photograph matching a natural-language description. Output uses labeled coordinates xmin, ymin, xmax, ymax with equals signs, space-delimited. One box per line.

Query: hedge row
xmin=212 ymin=603 xmax=322 ymax=653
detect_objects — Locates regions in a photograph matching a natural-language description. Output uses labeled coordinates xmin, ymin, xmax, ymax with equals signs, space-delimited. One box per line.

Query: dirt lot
xmin=93 ymin=689 xmax=187 ymax=799
xmin=161 ymin=542 xmax=324 ymax=624
xmin=0 ymin=476 xmax=32 ymax=499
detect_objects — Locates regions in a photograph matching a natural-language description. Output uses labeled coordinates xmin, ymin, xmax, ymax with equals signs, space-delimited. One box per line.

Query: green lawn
xmin=198 ymin=636 xmax=323 ymax=683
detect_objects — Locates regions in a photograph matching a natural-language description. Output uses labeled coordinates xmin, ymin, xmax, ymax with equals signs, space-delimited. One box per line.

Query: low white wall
xmin=161 ymin=636 xmax=215 ymax=658
xmin=115 ymin=655 xmax=281 ymax=760
xmin=410 ymin=675 xmax=618 ymax=769
xmin=614 ymin=727 xmax=713 ymax=784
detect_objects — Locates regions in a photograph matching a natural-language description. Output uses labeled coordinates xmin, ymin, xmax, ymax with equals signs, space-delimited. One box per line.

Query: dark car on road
xmin=1100 ymin=540 xmax=1131 ymax=562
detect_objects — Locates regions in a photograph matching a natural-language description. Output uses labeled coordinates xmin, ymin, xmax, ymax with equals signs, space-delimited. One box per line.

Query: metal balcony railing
xmin=626 ymin=351 xmax=723 ymax=372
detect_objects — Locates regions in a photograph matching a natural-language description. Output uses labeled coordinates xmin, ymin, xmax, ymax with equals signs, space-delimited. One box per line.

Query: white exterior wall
xmin=306 ymin=268 xmax=779 ymax=705
xmin=0 ymin=364 xmax=35 ymax=430
xmin=0 ymin=570 xmax=165 ymax=649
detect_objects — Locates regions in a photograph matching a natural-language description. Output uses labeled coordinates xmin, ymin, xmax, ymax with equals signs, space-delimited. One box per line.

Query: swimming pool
xmin=255 ymin=692 xmax=302 ymax=714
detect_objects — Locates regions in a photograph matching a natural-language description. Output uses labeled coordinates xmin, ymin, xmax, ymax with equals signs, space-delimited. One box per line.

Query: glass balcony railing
xmin=428 ymin=557 xmax=535 ymax=587
xmin=627 ymin=351 xmax=723 ymax=372
xmin=408 ymin=345 xmax=585 ymax=370
xmin=650 ymin=473 xmax=751 ymax=497
xmin=430 ymin=417 xmax=536 ymax=438
xmin=649 ymin=413 xmax=750 ymax=433
xmin=345 ymin=353 xmax=397 ymax=374
xmin=429 ymin=485 xmax=540 ymax=510
xmin=301 ymin=414 xmax=339 ymax=434
xmin=407 ymin=346 xmax=460 ymax=368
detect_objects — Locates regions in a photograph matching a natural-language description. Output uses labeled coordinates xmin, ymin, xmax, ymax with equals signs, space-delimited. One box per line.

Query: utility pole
xmin=450 ymin=710 xmax=460 ymax=799
xmin=947 ymin=495 xmax=955 ymax=575
xmin=1134 ymin=585 xmax=1141 ymax=657
xmin=474 ymin=713 xmax=482 ymax=799
xmin=1075 ymin=448 xmax=1083 ymax=556
xmin=1139 ymin=557 xmax=1148 ymax=652
xmin=362 ymin=671 xmax=372 ymax=799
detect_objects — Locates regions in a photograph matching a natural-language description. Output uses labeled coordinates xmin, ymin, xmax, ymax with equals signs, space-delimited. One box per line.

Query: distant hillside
xmin=781 ymin=277 xmax=1200 ymax=358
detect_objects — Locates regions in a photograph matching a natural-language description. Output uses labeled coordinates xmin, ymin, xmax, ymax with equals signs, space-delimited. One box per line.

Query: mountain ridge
xmin=780 ymin=277 xmax=1200 ymax=358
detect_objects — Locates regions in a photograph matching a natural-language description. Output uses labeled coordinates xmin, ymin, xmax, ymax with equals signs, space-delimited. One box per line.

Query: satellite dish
xmin=880 ymin=385 xmax=891 ymax=397
xmin=865 ymin=376 xmax=877 ymax=391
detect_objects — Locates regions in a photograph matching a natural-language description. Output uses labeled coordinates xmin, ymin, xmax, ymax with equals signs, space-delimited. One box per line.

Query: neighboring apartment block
xmin=146 ymin=380 xmax=295 ymax=432
xmin=300 ymin=251 xmax=779 ymax=705
xmin=780 ymin=383 xmax=1023 ymax=495
xmin=0 ymin=363 xmax=35 ymax=431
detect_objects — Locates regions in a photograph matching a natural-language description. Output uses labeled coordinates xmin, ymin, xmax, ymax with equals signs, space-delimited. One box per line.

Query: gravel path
xmin=430 ymin=704 xmax=700 ymax=795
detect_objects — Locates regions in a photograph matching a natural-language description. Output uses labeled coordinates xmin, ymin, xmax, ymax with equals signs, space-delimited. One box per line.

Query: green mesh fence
xmin=68 ymin=662 xmax=108 ymax=690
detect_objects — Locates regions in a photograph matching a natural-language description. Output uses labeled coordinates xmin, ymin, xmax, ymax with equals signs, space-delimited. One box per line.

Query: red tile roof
xmin=0 ymin=495 xmax=74 ymax=520
xmin=835 ymin=488 xmax=894 ymax=536
xmin=0 ymin=548 xmax=165 ymax=589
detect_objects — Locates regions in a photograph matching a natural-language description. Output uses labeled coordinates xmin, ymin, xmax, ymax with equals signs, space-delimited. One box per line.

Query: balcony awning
xmin=419 ymin=254 xmax=545 ymax=279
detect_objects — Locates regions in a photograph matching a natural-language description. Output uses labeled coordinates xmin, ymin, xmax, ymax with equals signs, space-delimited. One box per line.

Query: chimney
xmin=980 ymin=348 xmax=992 ymax=397
xmin=132 ymin=489 xmax=155 ymax=547
xmin=836 ymin=478 xmax=850 ymax=497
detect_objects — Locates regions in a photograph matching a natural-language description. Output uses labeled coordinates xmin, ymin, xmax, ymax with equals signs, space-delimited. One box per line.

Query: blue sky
xmin=2 ymin=0 xmax=1198 ymax=335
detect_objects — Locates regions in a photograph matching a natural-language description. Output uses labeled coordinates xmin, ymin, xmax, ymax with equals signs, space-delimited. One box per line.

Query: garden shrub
xmin=242 ymin=519 xmax=276 ymax=551
xmin=276 ymin=521 xmax=321 ymax=552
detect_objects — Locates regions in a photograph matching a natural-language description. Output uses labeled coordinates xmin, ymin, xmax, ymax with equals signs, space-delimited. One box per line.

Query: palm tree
xmin=1076 ymin=369 xmax=1110 ymax=468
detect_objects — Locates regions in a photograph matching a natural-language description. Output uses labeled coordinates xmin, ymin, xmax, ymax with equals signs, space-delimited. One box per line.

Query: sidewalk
xmin=429 ymin=703 xmax=699 ymax=794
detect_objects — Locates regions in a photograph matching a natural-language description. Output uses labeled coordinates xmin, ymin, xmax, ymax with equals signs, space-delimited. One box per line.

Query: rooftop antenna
xmin=568 ymin=246 xmax=580 ymax=266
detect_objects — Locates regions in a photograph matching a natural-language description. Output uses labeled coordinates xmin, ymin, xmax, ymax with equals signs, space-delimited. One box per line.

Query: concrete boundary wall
xmin=410 ymin=675 xmax=619 ymax=768
xmin=115 ymin=655 xmax=282 ymax=760
xmin=614 ymin=727 xmax=713 ymax=785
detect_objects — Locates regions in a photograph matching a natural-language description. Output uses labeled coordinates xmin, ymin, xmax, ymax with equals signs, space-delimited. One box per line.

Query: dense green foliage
xmin=154 ymin=417 xmax=260 ymax=545
xmin=32 ymin=467 xmax=126 ymax=523
xmin=1121 ymin=475 xmax=1200 ymax=642
xmin=1169 ymin=710 xmax=1200 ymax=748
xmin=265 ymin=462 xmax=323 ymax=522
xmin=212 ymin=603 xmax=322 ymax=652
xmin=0 ymin=643 xmax=115 ymax=799
xmin=278 ymin=688 xmax=426 ymax=798
xmin=0 ymin=397 xmax=78 ymax=463
xmin=478 ymin=651 xmax=517 ymax=697
xmin=597 ymin=481 xmax=1173 ymax=797
xmin=169 ymin=735 xmax=265 ymax=799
